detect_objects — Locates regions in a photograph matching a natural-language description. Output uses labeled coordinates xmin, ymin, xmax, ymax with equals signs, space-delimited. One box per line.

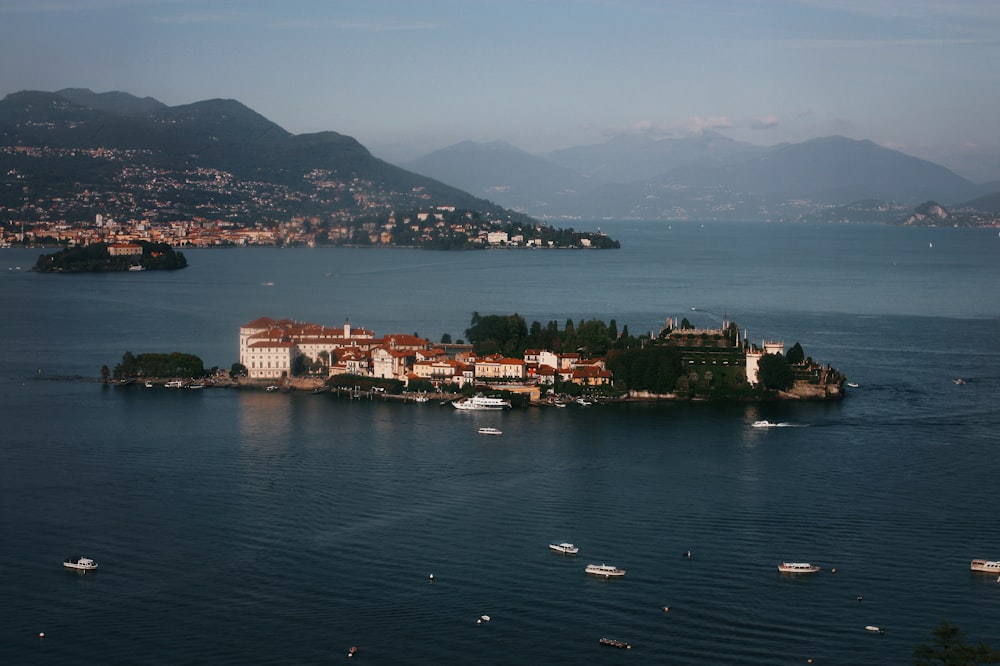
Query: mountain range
xmin=0 ymin=88 xmax=531 ymax=228
xmin=3 ymin=88 xmax=998 ymax=227
xmin=403 ymin=134 xmax=1000 ymax=222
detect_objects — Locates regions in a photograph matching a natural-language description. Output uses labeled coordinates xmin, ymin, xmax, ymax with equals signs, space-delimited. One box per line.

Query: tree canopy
xmin=913 ymin=621 xmax=1000 ymax=665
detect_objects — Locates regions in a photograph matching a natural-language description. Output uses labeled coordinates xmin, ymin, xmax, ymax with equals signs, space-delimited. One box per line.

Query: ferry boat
xmin=970 ymin=559 xmax=1000 ymax=573
xmin=452 ymin=394 xmax=511 ymax=410
xmin=549 ymin=542 xmax=579 ymax=555
xmin=778 ymin=562 xmax=820 ymax=573
xmin=63 ymin=556 xmax=98 ymax=572
xmin=477 ymin=427 xmax=502 ymax=436
xmin=164 ymin=380 xmax=184 ymax=388
xmin=586 ymin=563 xmax=625 ymax=578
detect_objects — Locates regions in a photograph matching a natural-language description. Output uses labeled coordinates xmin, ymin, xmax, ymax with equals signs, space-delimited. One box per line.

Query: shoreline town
xmin=225 ymin=316 xmax=843 ymax=403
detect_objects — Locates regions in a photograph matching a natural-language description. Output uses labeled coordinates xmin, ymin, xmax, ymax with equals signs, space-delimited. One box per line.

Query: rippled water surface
xmin=2 ymin=223 xmax=999 ymax=664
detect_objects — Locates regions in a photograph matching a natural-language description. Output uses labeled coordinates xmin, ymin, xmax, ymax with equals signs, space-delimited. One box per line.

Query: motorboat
xmin=266 ymin=385 xmax=280 ymax=392
xmin=752 ymin=420 xmax=774 ymax=428
xmin=477 ymin=427 xmax=502 ymax=436
xmin=778 ymin=562 xmax=820 ymax=573
xmin=586 ymin=563 xmax=625 ymax=577
xmin=970 ymin=559 xmax=1000 ymax=573
xmin=846 ymin=382 xmax=859 ymax=388
xmin=865 ymin=625 xmax=884 ymax=634
xmin=549 ymin=542 xmax=579 ymax=555
xmin=599 ymin=637 xmax=632 ymax=649
xmin=575 ymin=398 xmax=592 ymax=406
xmin=63 ymin=556 xmax=98 ymax=572
xmin=452 ymin=394 xmax=511 ymax=410
xmin=164 ymin=380 xmax=184 ymax=388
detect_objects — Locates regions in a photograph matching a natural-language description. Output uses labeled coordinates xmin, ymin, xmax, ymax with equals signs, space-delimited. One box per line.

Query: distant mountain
xmin=402 ymin=141 xmax=599 ymax=216
xmin=0 ymin=89 xmax=526 ymax=225
xmin=402 ymin=134 xmax=993 ymax=221
xmin=542 ymin=132 xmax=766 ymax=183
xmin=55 ymin=88 xmax=167 ymax=115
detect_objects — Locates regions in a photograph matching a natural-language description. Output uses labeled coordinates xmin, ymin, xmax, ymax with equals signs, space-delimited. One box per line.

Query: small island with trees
xmin=33 ymin=241 xmax=187 ymax=273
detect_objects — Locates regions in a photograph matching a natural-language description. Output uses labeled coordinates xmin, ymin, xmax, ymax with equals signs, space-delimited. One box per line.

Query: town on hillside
xmin=237 ymin=314 xmax=845 ymax=402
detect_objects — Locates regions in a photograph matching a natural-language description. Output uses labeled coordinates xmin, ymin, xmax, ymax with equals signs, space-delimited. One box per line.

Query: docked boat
xmin=477 ymin=427 xmax=503 ymax=436
xmin=266 ymin=385 xmax=280 ymax=392
xmin=599 ymin=637 xmax=632 ymax=649
xmin=549 ymin=542 xmax=579 ymax=555
xmin=164 ymin=380 xmax=184 ymax=388
xmin=63 ymin=556 xmax=98 ymax=572
xmin=970 ymin=559 xmax=1000 ymax=573
xmin=145 ymin=381 xmax=154 ymax=388
xmin=452 ymin=394 xmax=511 ymax=410
xmin=778 ymin=562 xmax=820 ymax=573
xmin=586 ymin=563 xmax=625 ymax=578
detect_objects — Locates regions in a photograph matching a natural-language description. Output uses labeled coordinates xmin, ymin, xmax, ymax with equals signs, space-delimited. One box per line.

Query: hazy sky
xmin=2 ymin=0 xmax=999 ymax=166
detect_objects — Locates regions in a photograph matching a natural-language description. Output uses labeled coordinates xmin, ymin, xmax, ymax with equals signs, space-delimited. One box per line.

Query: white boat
xmin=452 ymin=394 xmax=511 ymax=410
xmin=63 ymin=556 xmax=98 ymax=572
xmin=970 ymin=559 xmax=1000 ymax=573
xmin=752 ymin=420 xmax=775 ymax=428
xmin=846 ymin=382 xmax=859 ymax=388
xmin=266 ymin=385 xmax=280 ymax=392
xmin=478 ymin=427 xmax=502 ymax=436
xmin=586 ymin=563 xmax=625 ymax=577
xmin=778 ymin=562 xmax=820 ymax=573
xmin=164 ymin=380 xmax=184 ymax=388
xmin=866 ymin=625 xmax=884 ymax=634
xmin=575 ymin=398 xmax=592 ymax=406
xmin=549 ymin=542 xmax=579 ymax=555
xmin=144 ymin=381 xmax=154 ymax=388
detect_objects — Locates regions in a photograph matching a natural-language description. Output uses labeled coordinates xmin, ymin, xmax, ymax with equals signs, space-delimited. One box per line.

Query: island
xmin=34 ymin=241 xmax=187 ymax=273
xmin=227 ymin=313 xmax=844 ymax=403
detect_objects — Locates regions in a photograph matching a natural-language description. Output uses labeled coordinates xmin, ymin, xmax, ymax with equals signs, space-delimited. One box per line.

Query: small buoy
xmin=476 ymin=619 xmax=481 ymax=624
xmin=857 ymin=595 xmax=863 ymax=602
xmin=807 ymin=659 xmax=813 ymax=664
xmin=38 ymin=632 xmax=45 ymax=639
xmin=428 ymin=573 xmax=433 ymax=581
xmin=663 ymin=606 xmax=670 ymax=613
xmin=831 ymin=568 xmax=837 ymax=573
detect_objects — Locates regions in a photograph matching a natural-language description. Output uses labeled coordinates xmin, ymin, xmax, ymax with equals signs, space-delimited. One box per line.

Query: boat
xmin=145 ymin=381 xmax=154 ymax=388
xmin=452 ymin=394 xmax=511 ymax=410
xmin=599 ymin=637 xmax=632 ymax=649
xmin=575 ymin=398 xmax=592 ymax=406
xmin=752 ymin=420 xmax=775 ymax=428
xmin=586 ymin=563 xmax=625 ymax=578
xmin=954 ymin=378 xmax=966 ymax=385
xmin=846 ymin=382 xmax=859 ymax=388
xmin=778 ymin=562 xmax=820 ymax=573
xmin=970 ymin=559 xmax=1000 ymax=573
xmin=865 ymin=625 xmax=884 ymax=634
xmin=477 ymin=427 xmax=502 ymax=436
xmin=347 ymin=646 xmax=358 ymax=658
xmin=266 ymin=385 xmax=280 ymax=392
xmin=164 ymin=380 xmax=184 ymax=388
xmin=63 ymin=556 xmax=98 ymax=572
xmin=480 ymin=615 xmax=491 ymax=622
xmin=549 ymin=542 xmax=579 ymax=555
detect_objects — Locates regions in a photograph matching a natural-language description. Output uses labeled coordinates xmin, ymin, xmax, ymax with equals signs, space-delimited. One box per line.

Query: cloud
xmin=750 ymin=114 xmax=780 ymax=130
xmin=677 ymin=116 xmax=734 ymax=134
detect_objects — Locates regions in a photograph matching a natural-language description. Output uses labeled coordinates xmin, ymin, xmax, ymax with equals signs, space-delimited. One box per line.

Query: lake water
xmin=1 ymin=222 xmax=999 ymax=664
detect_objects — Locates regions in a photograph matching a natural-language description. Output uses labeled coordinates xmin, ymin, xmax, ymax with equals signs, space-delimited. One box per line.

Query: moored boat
xmin=599 ymin=637 xmax=632 ymax=649
xmin=586 ymin=563 xmax=625 ymax=577
xmin=970 ymin=559 xmax=1000 ymax=573
xmin=453 ymin=394 xmax=511 ymax=410
xmin=478 ymin=427 xmax=502 ymax=436
xmin=778 ymin=562 xmax=820 ymax=573
xmin=549 ymin=542 xmax=579 ymax=555
xmin=63 ymin=556 xmax=98 ymax=572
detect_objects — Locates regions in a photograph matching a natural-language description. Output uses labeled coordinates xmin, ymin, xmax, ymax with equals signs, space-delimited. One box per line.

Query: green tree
xmin=757 ymin=353 xmax=795 ymax=391
xmin=100 ymin=365 xmax=111 ymax=383
xmin=230 ymin=363 xmax=248 ymax=379
xmin=913 ymin=621 xmax=1000 ymax=665
xmin=440 ymin=333 xmax=452 ymax=344
xmin=787 ymin=342 xmax=805 ymax=365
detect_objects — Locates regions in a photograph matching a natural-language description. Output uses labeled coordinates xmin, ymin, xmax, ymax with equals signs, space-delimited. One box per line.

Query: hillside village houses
xmin=238 ymin=316 xmax=783 ymax=392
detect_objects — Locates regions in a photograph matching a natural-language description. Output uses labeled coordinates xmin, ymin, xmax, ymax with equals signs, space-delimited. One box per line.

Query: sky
xmin=2 ymin=0 xmax=999 ymax=177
